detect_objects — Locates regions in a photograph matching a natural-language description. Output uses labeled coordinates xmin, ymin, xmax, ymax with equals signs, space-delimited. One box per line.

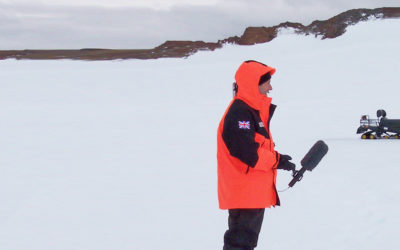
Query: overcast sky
xmin=0 ymin=0 xmax=398 ymax=49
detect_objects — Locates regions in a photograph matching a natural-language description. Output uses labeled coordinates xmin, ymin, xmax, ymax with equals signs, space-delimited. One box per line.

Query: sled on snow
xmin=357 ymin=109 xmax=400 ymax=139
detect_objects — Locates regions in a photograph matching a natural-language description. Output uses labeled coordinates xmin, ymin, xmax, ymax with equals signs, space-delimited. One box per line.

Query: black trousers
xmin=223 ymin=208 xmax=265 ymax=250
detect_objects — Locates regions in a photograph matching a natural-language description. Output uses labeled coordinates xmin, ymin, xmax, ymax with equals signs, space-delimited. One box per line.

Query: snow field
xmin=0 ymin=18 xmax=400 ymax=250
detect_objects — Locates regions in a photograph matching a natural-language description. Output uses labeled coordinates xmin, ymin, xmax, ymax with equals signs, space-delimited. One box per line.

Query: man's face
xmin=258 ymin=79 xmax=272 ymax=96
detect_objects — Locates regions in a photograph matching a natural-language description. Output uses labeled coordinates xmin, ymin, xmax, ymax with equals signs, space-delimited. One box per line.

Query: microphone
xmin=289 ymin=140 xmax=328 ymax=187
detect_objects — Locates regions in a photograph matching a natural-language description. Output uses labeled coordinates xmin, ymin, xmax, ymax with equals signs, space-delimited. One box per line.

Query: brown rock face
xmin=238 ymin=27 xmax=278 ymax=45
xmin=305 ymin=8 xmax=397 ymax=39
xmin=0 ymin=7 xmax=399 ymax=61
xmin=153 ymin=41 xmax=222 ymax=58
xmin=237 ymin=7 xmax=400 ymax=43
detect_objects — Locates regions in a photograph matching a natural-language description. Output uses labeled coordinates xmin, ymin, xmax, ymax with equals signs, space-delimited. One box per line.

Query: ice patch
xmin=277 ymin=27 xmax=300 ymax=36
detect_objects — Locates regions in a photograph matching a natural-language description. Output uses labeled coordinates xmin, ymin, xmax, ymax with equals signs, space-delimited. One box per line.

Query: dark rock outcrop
xmin=0 ymin=7 xmax=399 ymax=61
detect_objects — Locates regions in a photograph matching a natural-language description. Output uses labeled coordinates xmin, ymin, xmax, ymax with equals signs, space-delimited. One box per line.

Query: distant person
xmin=217 ymin=60 xmax=295 ymax=250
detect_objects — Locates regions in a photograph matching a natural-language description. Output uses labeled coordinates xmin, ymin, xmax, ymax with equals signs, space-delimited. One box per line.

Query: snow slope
xmin=1 ymin=19 xmax=400 ymax=250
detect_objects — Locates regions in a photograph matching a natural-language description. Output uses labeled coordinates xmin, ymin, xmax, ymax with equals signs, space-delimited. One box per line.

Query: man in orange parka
xmin=217 ymin=60 xmax=295 ymax=250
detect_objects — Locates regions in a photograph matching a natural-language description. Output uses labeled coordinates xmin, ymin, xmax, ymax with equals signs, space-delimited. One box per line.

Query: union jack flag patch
xmin=238 ymin=121 xmax=250 ymax=129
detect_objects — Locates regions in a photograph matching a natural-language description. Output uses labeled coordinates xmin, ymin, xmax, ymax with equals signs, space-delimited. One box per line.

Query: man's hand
xmin=277 ymin=154 xmax=296 ymax=171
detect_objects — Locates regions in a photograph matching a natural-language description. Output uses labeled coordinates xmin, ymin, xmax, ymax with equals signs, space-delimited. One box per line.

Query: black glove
xmin=277 ymin=154 xmax=296 ymax=171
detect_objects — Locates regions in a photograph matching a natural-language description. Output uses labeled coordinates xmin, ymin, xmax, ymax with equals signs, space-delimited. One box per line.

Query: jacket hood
xmin=234 ymin=60 xmax=276 ymax=111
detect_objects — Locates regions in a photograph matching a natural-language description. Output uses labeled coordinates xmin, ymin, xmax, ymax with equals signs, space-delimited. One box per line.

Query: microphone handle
xmin=288 ymin=166 xmax=307 ymax=187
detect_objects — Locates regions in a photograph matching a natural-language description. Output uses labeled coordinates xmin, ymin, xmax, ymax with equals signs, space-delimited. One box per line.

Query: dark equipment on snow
xmin=288 ymin=140 xmax=329 ymax=188
xmin=357 ymin=109 xmax=400 ymax=139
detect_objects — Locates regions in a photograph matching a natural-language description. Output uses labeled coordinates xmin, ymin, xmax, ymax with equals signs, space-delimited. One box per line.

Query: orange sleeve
xmin=253 ymin=145 xmax=279 ymax=171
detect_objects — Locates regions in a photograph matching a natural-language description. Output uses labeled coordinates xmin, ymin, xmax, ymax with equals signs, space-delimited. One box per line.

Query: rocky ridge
xmin=0 ymin=7 xmax=399 ymax=61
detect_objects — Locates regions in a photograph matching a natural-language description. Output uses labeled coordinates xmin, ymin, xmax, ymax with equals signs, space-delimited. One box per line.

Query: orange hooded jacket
xmin=217 ymin=61 xmax=280 ymax=209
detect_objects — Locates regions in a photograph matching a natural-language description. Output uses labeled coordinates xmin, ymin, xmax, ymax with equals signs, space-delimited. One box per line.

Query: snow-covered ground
xmin=1 ymin=19 xmax=400 ymax=250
